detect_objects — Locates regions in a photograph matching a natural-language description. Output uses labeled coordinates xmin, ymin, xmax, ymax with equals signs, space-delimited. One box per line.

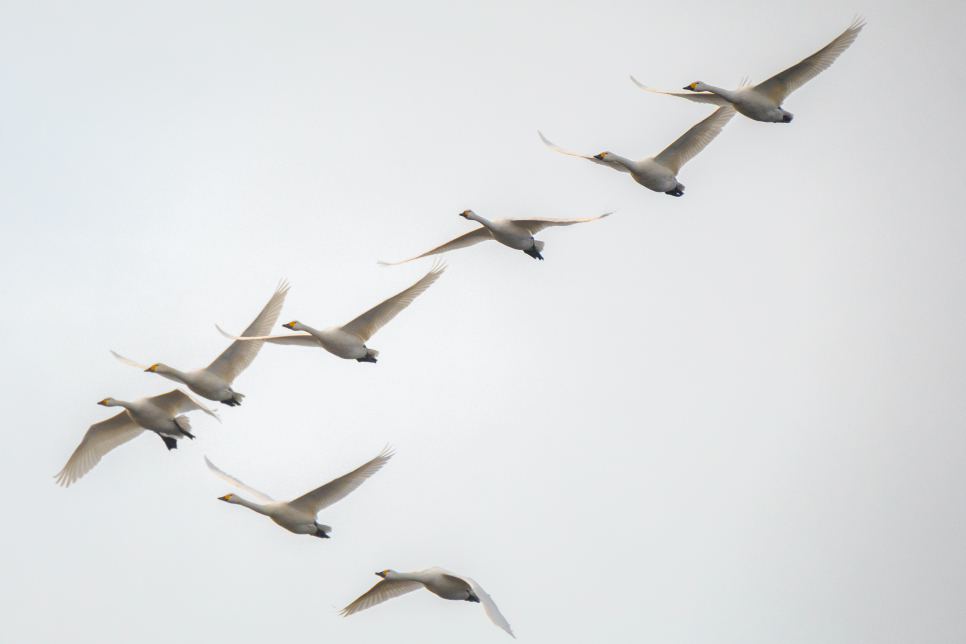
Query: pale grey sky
xmin=2 ymin=1 xmax=965 ymax=642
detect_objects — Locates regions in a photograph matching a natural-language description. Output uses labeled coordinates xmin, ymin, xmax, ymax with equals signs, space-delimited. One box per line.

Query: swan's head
xmin=459 ymin=209 xmax=476 ymax=220
xmin=282 ymin=320 xmax=300 ymax=330
xmin=375 ymin=569 xmax=395 ymax=579
xmin=217 ymin=493 xmax=235 ymax=503
xmin=97 ymin=397 xmax=118 ymax=407
xmin=683 ymin=81 xmax=708 ymax=92
xmin=593 ymin=151 xmax=613 ymax=161
xmin=144 ymin=363 xmax=168 ymax=373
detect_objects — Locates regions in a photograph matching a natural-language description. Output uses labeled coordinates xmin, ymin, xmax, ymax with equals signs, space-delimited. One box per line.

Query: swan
xmin=216 ymin=262 xmax=445 ymax=363
xmin=539 ymin=105 xmax=735 ymax=196
xmin=111 ymin=280 xmax=289 ymax=406
xmin=206 ymin=447 xmax=393 ymax=539
xmin=630 ymin=17 xmax=865 ymax=123
xmin=378 ymin=209 xmax=612 ymax=265
xmin=340 ymin=567 xmax=514 ymax=637
xmin=55 ymin=389 xmax=220 ymax=487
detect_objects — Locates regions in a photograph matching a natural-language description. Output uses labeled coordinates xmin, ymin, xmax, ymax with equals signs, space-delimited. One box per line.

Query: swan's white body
xmin=111 ymin=281 xmax=289 ymax=406
xmin=631 ymin=18 xmax=864 ymax=123
xmin=55 ymin=389 xmax=220 ymax=487
xmin=379 ymin=210 xmax=612 ymax=265
xmin=341 ymin=567 xmax=514 ymax=638
xmin=217 ymin=262 xmax=445 ymax=363
xmin=207 ymin=447 xmax=392 ymax=538
xmin=539 ymin=105 xmax=735 ymax=196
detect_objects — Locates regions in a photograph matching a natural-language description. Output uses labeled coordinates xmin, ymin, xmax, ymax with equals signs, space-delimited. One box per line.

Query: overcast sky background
xmin=2 ymin=1 xmax=965 ymax=642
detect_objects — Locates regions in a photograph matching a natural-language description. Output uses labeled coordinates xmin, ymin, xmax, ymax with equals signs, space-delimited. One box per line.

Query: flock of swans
xmin=55 ymin=17 xmax=864 ymax=638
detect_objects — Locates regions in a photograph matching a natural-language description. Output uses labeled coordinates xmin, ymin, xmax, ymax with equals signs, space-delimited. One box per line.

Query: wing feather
xmin=445 ymin=571 xmax=515 ymax=638
xmin=629 ymin=76 xmax=730 ymax=105
xmin=214 ymin=325 xmax=321 ymax=347
xmin=654 ymin=105 xmax=735 ymax=175
xmin=204 ymin=456 xmax=275 ymax=503
xmin=148 ymin=389 xmax=220 ymax=423
xmin=340 ymin=262 xmax=445 ymax=342
xmin=339 ymin=578 xmax=424 ymax=617
xmin=378 ymin=228 xmax=491 ymax=266
xmin=54 ymin=411 xmax=144 ymax=487
xmin=288 ymin=447 xmax=394 ymax=515
xmin=755 ymin=17 xmax=865 ymax=104
xmin=538 ymin=131 xmax=630 ymax=172
xmin=510 ymin=211 xmax=613 ymax=234
xmin=206 ymin=280 xmax=290 ymax=382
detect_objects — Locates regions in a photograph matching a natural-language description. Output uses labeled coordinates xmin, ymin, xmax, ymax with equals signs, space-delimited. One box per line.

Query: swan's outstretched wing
xmin=204 ymin=456 xmax=275 ymax=503
xmin=378 ymin=227 xmax=491 ymax=266
xmin=629 ymin=76 xmax=730 ymax=105
xmin=511 ymin=211 xmax=613 ymax=235
xmin=149 ymin=389 xmax=220 ymax=423
xmin=538 ymin=131 xmax=631 ymax=173
xmin=206 ymin=280 xmax=290 ymax=383
xmin=755 ymin=17 xmax=865 ymax=104
xmin=339 ymin=578 xmax=424 ymax=617
xmin=288 ymin=447 xmax=393 ymax=515
xmin=340 ymin=263 xmax=445 ymax=342
xmin=55 ymin=411 xmax=144 ymax=487
xmin=653 ymin=105 xmax=735 ymax=175
xmin=215 ymin=325 xmax=321 ymax=347
xmin=433 ymin=568 xmax=515 ymax=638
xmin=110 ymin=351 xmax=184 ymax=384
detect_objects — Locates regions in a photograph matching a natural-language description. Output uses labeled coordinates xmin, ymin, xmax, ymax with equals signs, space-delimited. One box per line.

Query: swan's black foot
xmin=220 ymin=398 xmax=240 ymax=407
xmin=178 ymin=427 xmax=196 ymax=439
xmin=356 ymin=354 xmax=377 ymax=363
xmin=664 ymin=188 xmax=684 ymax=197
xmin=313 ymin=529 xmax=330 ymax=539
xmin=523 ymin=246 xmax=544 ymax=260
xmin=782 ymin=114 xmax=793 ymax=123
xmin=161 ymin=436 xmax=178 ymax=451
xmin=465 ymin=593 xmax=480 ymax=603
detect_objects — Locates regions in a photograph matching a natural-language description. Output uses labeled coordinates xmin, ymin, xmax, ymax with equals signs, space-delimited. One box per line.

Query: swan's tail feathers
xmin=524 ymin=241 xmax=545 ymax=261
xmin=221 ymin=391 xmax=245 ymax=407
xmin=174 ymin=415 xmax=196 ymax=439
xmin=356 ymin=348 xmax=379 ymax=363
xmin=161 ymin=436 xmax=178 ymax=450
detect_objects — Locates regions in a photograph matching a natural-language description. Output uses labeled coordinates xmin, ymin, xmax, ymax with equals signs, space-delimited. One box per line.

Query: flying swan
xmin=216 ymin=262 xmax=445 ymax=363
xmin=539 ymin=105 xmax=735 ymax=196
xmin=55 ymin=389 xmax=220 ymax=487
xmin=111 ymin=280 xmax=289 ymax=406
xmin=340 ymin=567 xmax=514 ymax=638
xmin=378 ymin=209 xmax=612 ymax=265
xmin=630 ymin=17 xmax=865 ymax=123
xmin=206 ymin=447 xmax=393 ymax=539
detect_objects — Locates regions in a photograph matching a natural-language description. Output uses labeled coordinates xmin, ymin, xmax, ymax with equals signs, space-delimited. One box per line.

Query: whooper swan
xmin=217 ymin=262 xmax=444 ymax=363
xmin=631 ymin=18 xmax=865 ymax=123
xmin=55 ymin=389 xmax=220 ymax=487
xmin=539 ymin=105 xmax=735 ymax=196
xmin=340 ymin=567 xmax=514 ymax=638
xmin=206 ymin=447 xmax=392 ymax=539
xmin=378 ymin=209 xmax=612 ymax=265
xmin=111 ymin=280 xmax=289 ymax=406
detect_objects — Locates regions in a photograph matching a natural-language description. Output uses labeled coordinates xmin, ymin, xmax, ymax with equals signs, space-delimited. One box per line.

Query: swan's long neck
xmin=386 ymin=571 xmax=423 ymax=582
xmin=465 ymin=212 xmax=495 ymax=229
xmin=110 ymin=399 xmax=133 ymax=410
xmin=701 ymin=84 xmax=737 ymax=101
xmin=156 ymin=365 xmax=189 ymax=383
xmin=232 ymin=496 xmax=272 ymax=516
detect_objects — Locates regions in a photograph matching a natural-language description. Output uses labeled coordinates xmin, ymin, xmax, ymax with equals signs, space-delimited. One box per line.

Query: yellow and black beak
xmin=144 ymin=366 xmax=156 ymax=372
xmin=282 ymin=322 xmax=295 ymax=329
xmin=458 ymin=210 xmax=470 ymax=218
xmin=96 ymin=399 xmax=108 ymax=406
xmin=682 ymin=83 xmax=697 ymax=91
xmin=375 ymin=571 xmax=387 ymax=578
xmin=217 ymin=495 xmax=231 ymax=502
